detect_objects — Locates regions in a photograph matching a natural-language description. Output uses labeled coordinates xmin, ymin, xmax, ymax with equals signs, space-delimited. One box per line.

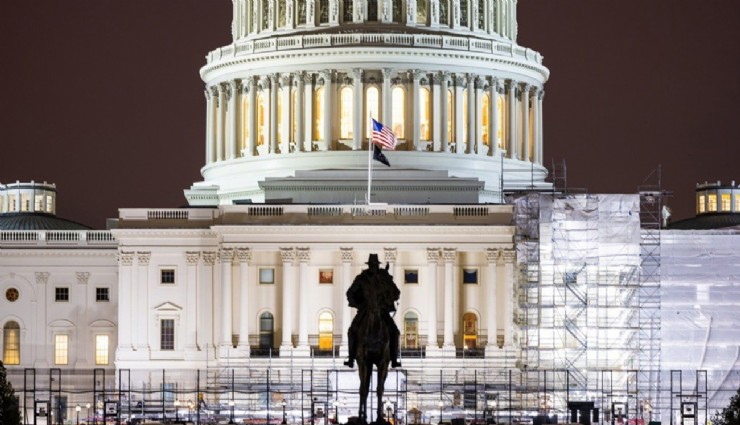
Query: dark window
xmin=319 ymin=0 xmax=329 ymax=23
xmin=439 ymin=0 xmax=448 ymax=25
xmin=460 ymin=0 xmax=468 ymax=27
xmin=160 ymin=319 xmax=174 ymax=350
xmin=404 ymin=269 xmax=419 ymax=284
xmin=96 ymin=287 xmax=110 ymax=302
xmin=368 ymin=0 xmax=378 ymax=21
xmin=55 ymin=287 xmax=69 ymax=302
xmin=259 ymin=312 xmax=274 ymax=348
xmin=477 ymin=0 xmax=484 ymax=29
xmin=343 ymin=0 xmax=353 ymax=21
xmin=462 ymin=268 xmax=478 ymax=284
xmin=161 ymin=269 xmax=175 ymax=284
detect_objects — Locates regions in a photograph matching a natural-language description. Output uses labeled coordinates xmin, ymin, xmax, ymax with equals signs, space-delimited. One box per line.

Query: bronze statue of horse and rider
xmin=345 ymin=254 xmax=402 ymax=424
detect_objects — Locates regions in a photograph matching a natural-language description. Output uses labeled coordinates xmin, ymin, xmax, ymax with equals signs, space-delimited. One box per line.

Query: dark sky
xmin=1 ymin=1 xmax=739 ymax=228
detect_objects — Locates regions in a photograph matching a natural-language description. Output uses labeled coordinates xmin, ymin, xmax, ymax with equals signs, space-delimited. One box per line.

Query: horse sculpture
xmin=355 ymin=293 xmax=391 ymax=424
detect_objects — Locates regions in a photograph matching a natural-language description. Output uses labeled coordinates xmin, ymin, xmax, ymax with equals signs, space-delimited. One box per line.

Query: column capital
xmin=485 ymin=248 xmax=502 ymax=264
xmin=76 ymin=272 xmax=90 ymax=285
xmin=383 ymin=248 xmax=398 ymax=263
xmin=538 ymin=89 xmax=545 ymax=100
xmin=475 ymin=76 xmax=488 ymax=90
xmin=442 ymin=248 xmax=457 ymax=263
xmin=454 ymin=74 xmax=467 ymax=87
xmin=279 ymin=74 xmax=292 ymax=87
xmin=353 ymin=68 xmax=364 ymax=81
xmin=293 ymin=71 xmax=305 ymax=85
xmin=427 ymin=248 xmax=441 ymax=263
xmin=186 ymin=251 xmax=201 ymax=266
xmin=236 ymin=248 xmax=252 ymax=263
xmin=269 ymin=73 xmax=279 ymax=83
xmin=137 ymin=251 xmax=151 ymax=266
xmin=340 ymin=247 xmax=354 ymax=263
xmin=280 ymin=247 xmax=296 ymax=263
xmin=412 ymin=69 xmax=425 ymax=82
xmin=202 ymin=251 xmax=218 ymax=266
xmin=204 ymin=87 xmax=212 ymax=100
xmin=35 ymin=272 xmax=50 ymax=285
xmin=209 ymin=85 xmax=220 ymax=97
xmin=118 ymin=251 xmax=135 ymax=267
xmin=507 ymin=79 xmax=518 ymax=89
xmin=228 ymin=79 xmax=240 ymax=91
xmin=303 ymin=72 xmax=314 ymax=85
xmin=502 ymin=249 xmax=516 ymax=263
xmin=243 ymin=76 xmax=255 ymax=92
xmin=382 ymin=68 xmax=393 ymax=80
xmin=219 ymin=248 xmax=235 ymax=263
xmin=296 ymin=247 xmax=311 ymax=263
xmin=220 ymin=82 xmax=232 ymax=100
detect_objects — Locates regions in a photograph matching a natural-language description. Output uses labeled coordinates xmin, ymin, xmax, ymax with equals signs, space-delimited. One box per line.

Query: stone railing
xmin=205 ymin=32 xmax=543 ymax=66
xmin=0 ymin=230 xmax=117 ymax=247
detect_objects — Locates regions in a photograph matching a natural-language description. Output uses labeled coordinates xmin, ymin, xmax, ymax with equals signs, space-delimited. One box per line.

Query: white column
xmin=340 ymin=248 xmax=354 ymax=356
xmin=185 ymin=251 xmax=200 ymax=352
xmin=537 ymin=89 xmax=544 ymax=164
xmin=432 ymin=73 xmax=442 ymax=151
xmin=117 ymin=253 xmax=134 ymax=352
xmin=270 ymin=74 xmax=279 ymax=154
xmin=135 ymin=252 xmax=151 ymax=351
xmin=304 ymin=73 xmax=314 ymax=151
xmin=321 ymin=71 xmax=332 ymax=149
xmin=442 ymin=248 xmax=456 ymax=348
xmin=205 ymin=88 xmax=215 ymax=163
xmin=407 ymin=0 xmax=417 ymax=25
xmin=33 ymin=272 xmax=50 ymax=367
xmin=412 ymin=70 xmax=422 ymax=151
xmin=522 ymin=84 xmax=531 ymax=162
xmin=220 ymin=248 xmax=234 ymax=352
xmin=75 ymin=272 xmax=90 ymax=366
xmin=485 ymin=249 xmax=499 ymax=350
xmin=440 ymin=73 xmax=450 ymax=152
xmin=216 ymin=84 xmax=226 ymax=161
xmin=280 ymin=74 xmax=291 ymax=153
xmin=502 ymin=249 xmax=515 ymax=347
xmin=384 ymin=248 xmax=401 ymax=334
xmin=382 ymin=68 xmax=393 ymax=126
xmin=236 ymin=248 xmax=252 ymax=353
xmin=426 ymin=248 xmax=440 ymax=349
xmin=454 ymin=75 xmax=465 ymax=154
xmin=280 ymin=248 xmax=296 ymax=350
xmin=201 ymin=252 xmax=217 ymax=358
xmin=228 ymin=80 xmax=239 ymax=159
xmin=467 ymin=74 xmax=476 ymax=154
xmin=490 ymin=78 xmax=500 ymax=156
xmin=247 ymin=78 xmax=257 ymax=156
xmin=297 ymin=247 xmax=311 ymax=349
xmin=296 ymin=72 xmax=306 ymax=151
xmin=353 ymin=69 xmax=364 ymax=150
xmin=507 ymin=79 xmax=517 ymax=159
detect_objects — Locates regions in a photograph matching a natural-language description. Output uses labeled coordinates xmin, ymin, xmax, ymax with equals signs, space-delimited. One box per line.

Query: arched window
xmin=392 ymin=0 xmax=402 ymax=22
xmin=314 ymin=87 xmax=324 ymax=140
xmin=366 ymin=86 xmax=380 ymax=138
xmin=242 ymin=94 xmax=250 ymax=151
xmin=497 ymin=94 xmax=505 ymax=148
xmin=319 ymin=0 xmax=329 ymax=23
xmin=477 ymin=0 xmax=485 ymax=30
xmin=3 ymin=321 xmax=20 ymax=365
xmin=416 ymin=0 xmax=428 ymax=24
xmin=340 ymin=86 xmax=354 ymax=139
xmin=439 ymin=0 xmax=449 ymax=26
xmin=278 ymin=0 xmax=287 ymax=27
xmin=343 ymin=0 xmax=353 ymax=22
xmin=462 ymin=312 xmax=477 ymax=349
xmin=298 ymin=0 xmax=307 ymax=24
xmin=419 ymin=87 xmax=431 ymax=141
xmin=368 ymin=0 xmax=378 ymax=21
xmin=447 ymin=89 xmax=454 ymax=142
xmin=259 ymin=312 xmax=274 ymax=349
xmin=262 ymin=0 xmax=270 ymax=30
xmin=318 ymin=312 xmax=334 ymax=351
xmin=258 ymin=91 xmax=268 ymax=147
xmin=403 ymin=312 xmax=419 ymax=349
xmin=392 ymin=86 xmax=405 ymax=139
xmin=482 ymin=93 xmax=490 ymax=146
xmin=460 ymin=0 xmax=468 ymax=27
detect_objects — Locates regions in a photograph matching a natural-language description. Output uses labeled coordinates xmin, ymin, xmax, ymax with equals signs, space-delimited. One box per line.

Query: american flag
xmin=371 ymin=118 xmax=397 ymax=150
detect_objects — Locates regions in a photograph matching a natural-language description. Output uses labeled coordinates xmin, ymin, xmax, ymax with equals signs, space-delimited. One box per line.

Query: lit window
xmin=297 ymin=0 xmax=307 ymax=24
xmin=258 ymin=91 xmax=268 ymax=147
xmin=698 ymin=194 xmax=706 ymax=213
xmin=482 ymin=93 xmax=490 ymax=145
xmin=0 ymin=195 xmax=4 ymax=213
xmin=8 ymin=195 xmax=16 ymax=212
xmin=497 ymin=94 xmax=505 ymax=148
xmin=259 ymin=268 xmax=275 ymax=284
xmin=420 ymin=87 xmax=431 ymax=141
xmin=392 ymin=86 xmax=405 ymax=139
xmin=314 ymin=87 xmax=324 ymax=140
xmin=21 ymin=194 xmax=30 ymax=212
xmin=54 ymin=335 xmax=68 ymax=365
xmin=277 ymin=89 xmax=283 ymax=144
xmin=319 ymin=269 xmax=334 ymax=284
xmin=46 ymin=195 xmax=53 ymax=213
xmin=3 ymin=321 xmax=20 ymax=365
xmin=160 ymin=319 xmax=174 ymax=350
xmin=366 ymin=87 xmax=380 ymax=138
xmin=34 ymin=195 xmax=43 ymax=211
xmin=242 ymin=95 xmax=250 ymax=150
xmin=95 ymin=335 xmax=109 ymax=365
xmin=721 ymin=193 xmax=731 ymax=212
xmin=463 ymin=312 xmax=478 ymax=349
xmin=462 ymin=268 xmax=478 ymax=284
xmin=55 ymin=287 xmax=69 ymax=302
xmin=160 ymin=269 xmax=175 ymax=285
xmin=403 ymin=312 xmax=419 ymax=349
xmin=291 ymin=88 xmax=297 ymax=143
xmin=340 ymin=86 xmax=354 ymax=139
xmin=278 ymin=0 xmax=287 ymax=27
xmin=259 ymin=312 xmax=274 ymax=348
xmin=462 ymin=90 xmax=468 ymax=143
xmin=416 ymin=0 xmax=427 ymax=24
xmin=735 ymin=195 xmax=740 ymax=212
xmin=96 ymin=287 xmax=109 ymax=302
xmin=318 ymin=312 xmax=333 ymax=351
xmin=404 ymin=269 xmax=419 ymax=284
xmin=447 ymin=89 xmax=454 ymax=142
xmin=708 ymin=194 xmax=718 ymax=212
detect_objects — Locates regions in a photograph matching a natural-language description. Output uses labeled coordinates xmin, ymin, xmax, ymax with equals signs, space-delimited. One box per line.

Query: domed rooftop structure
xmin=185 ymin=0 xmax=550 ymax=205
xmin=669 ymin=180 xmax=740 ymax=230
xmin=0 ymin=181 xmax=90 ymax=230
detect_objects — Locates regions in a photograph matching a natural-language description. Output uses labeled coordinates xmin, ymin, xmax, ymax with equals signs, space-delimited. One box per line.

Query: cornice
xmin=214 ymin=225 xmax=514 ymax=235
xmin=0 ymin=250 xmax=117 ymax=258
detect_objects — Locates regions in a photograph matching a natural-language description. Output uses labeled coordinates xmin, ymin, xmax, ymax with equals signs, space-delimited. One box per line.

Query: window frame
xmin=95 ymin=287 xmax=110 ymax=302
xmin=160 ymin=319 xmax=175 ymax=351
xmin=95 ymin=334 xmax=109 ymax=365
xmin=54 ymin=334 xmax=69 ymax=365
xmin=55 ymin=287 xmax=70 ymax=302
xmin=404 ymin=269 xmax=419 ymax=284
xmin=259 ymin=268 xmax=275 ymax=285
xmin=3 ymin=321 xmax=21 ymax=365
xmin=160 ymin=268 xmax=176 ymax=285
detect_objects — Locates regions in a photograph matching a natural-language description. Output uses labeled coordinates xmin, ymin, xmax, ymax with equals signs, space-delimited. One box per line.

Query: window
xmin=291 ymin=88 xmax=297 ymax=143
xmin=278 ymin=0 xmax=287 ymax=27
xmin=54 ymin=335 xmax=68 ymax=365
xmin=392 ymin=86 xmax=405 ymax=139
xmin=735 ymin=194 xmax=740 ymax=212
xmin=161 ymin=269 xmax=175 ymax=284
xmin=21 ymin=194 xmax=30 ymax=212
xmin=318 ymin=312 xmax=333 ymax=351
xmin=462 ymin=312 xmax=478 ymax=349
xmin=298 ymin=0 xmax=307 ymax=24
xmin=462 ymin=90 xmax=468 ymax=142
xmin=319 ymin=0 xmax=329 ymax=23
xmin=462 ymin=268 xmax=478 ymax=284
xmin=416 ymin=0 xmax=427 ymax=24
xmin=319 ymin=269 xmax=334 ymax=284
xmin=242 ymin=95 xmax=250 ymax=150
xmin=497 ymin=94 xmax=505 ymax=148
xmin=447 ymin=89 xmax=454 ymax=142
xmin=46 ymin=194 xmax=53 ymax=213
xmin=403 ymin=312 xmax=419 ymax=349
xmin=261 ymin=0 xmax=269 ymax=29
xmin=8 ymin=195 xmax=16 ymax=212
xmin=392 ymin=0 xmax=402 ymax=22
xmin=34 ymin=195 xmax=43 ymax=211
xmin=340 ymin=86 xmax=354 ymax=139
xmin=259 ymin=312 xmax=274 ymax=348
xmin=160 ymin=319 xmax=175 ymax=350
xmin=477 ymin=0 xmax=485 ymax=29
xmin=258 ymin=91 xmax=268 ymax=146
xmin=95 ymin=287 xmax=110 ymax=302
xmin=343 ymin=0 xmax=353 ymax=21
xmin=5 ymin=287 xmax=19 ymax=302
xmin=420 ymin=87 xmax=431 ymax=141
xmin=366 ymin=87 xmax=380 ymax=138
xmin=708 ymin=194 xmax=718 ymax=212
xmin=368 ymin=0 xmax=377 ymax=21
xmin=404 ymin=269 xmax=419 ymax=284
xmin=314 ymin=87 xmax=324 ymax=140
xmin=3 ymin=321 xmax=20 ymax=365
xmin=95 ymin=335 xmax=109 ymax=365
xmin=698 ymin=194 xmax=706 ymax=213
xmin=259 ymin=268 xmax=275 ymax=284
xmin=460 ymin=0 xmax=468 ymax=27
xmin=277 ymin=88 xmax=283 ymax=144
xmin=482 ymin=93 xmax=490 ymax=145
xmin=721 ymin=193 xmax=731 ymax=212
xmin=55 ymin=287 xmax=69 ymax=302
xmin=440 ymin=0 xmax=448 ymax=25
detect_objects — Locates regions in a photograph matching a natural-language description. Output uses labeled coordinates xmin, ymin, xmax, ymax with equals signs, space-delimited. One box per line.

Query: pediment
xmin=154 ymin=301 xmax=182 ymax=312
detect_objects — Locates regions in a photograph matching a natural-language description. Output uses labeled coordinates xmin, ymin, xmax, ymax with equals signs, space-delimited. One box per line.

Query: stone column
xmin=247 ymin=78 xmax=257 ymax=156
xmin=136 ymin=251 xmax=151 ymax=352
xmin=296 ymin=72 xmax=306 ymax=151
xmin=321 ymin=71 xmax=332 ymax=149
xmin=228 ymin=80 xmax=239 ymax=159
xmin=340 ymin=248 xmax=354 ymax=356
xmin=407 ymin=0 xmax=417 ymax=25
xmin=440 ymin=73 xmax=450 ymax=152
xmin=201 ymin=252 xmax=217 ymax=358
xmin=236 ymin=248 xmax=252 ymax=354
xmin=353 ymin=69 xmax=364 ymax=150
xmin=475 ymin=76 xmax=485 ymax=155
xmin=34 ymin=272 xmax=50 ymax=367
xmin=507 ymin=79 xmax=517 ymax=159
xmin=502 ymin=249 xmax=515 ymax=347
xmin=304 ymin=73 xmax=314 ymax=150
xmin=307 ymin=0 xmax=316 ymax=27
xmin=117 ymin=253 xmax=134 ymax=352
xmin=185 ymin=251 xmax=200 ymax=352
xmin=280 ymin=248 xmax=296 ymax=351
xmin=216 ymin=84 xmax=226 ymax=161
xmin=220 ymin=248 xmax=234 ymax=353
xmin=412 ymin=70 xmax=423 ymax=151
xmin=536 ymin=89 xmax=544 ymax=164
xmin=454 ymin=75 xmax=465 ymax=154
xmin=522 ymin=84 xmax=531 ymax=162
xmin=384 ymin=248 xmax=401 ymax=335
xmin=76 ymin=272 xmax=90 ymax=365
xmin=205 ymin=87 xmax=215 ymax=164
xmin=270 ymin=74 xmax=279 ymax=154
xmin=296 ymin=247 xmax=311 ymax=351
xmin=467 ymin=74 xmax=477 ymax=154
xmin=484 ymin=249 xmax=499 ymax=352
xmin=382 ymin=68 xmax=393 ymax=127
xmin=426 ymin=248 xmax=440 ymax=349
xmin=280 ymin=74 xmax=291 ymax=153
xmin=442 ymin=248 xmax=456 ymax=349
xmin=490 ymin=78 xmax=500 ymax=156
xmin=432 ymin=74 xmax=442 ymax=151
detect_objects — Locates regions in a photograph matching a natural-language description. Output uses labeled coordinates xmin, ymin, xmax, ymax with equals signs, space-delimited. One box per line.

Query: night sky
xmin=1 ymin=1 xmax=739 ymax=228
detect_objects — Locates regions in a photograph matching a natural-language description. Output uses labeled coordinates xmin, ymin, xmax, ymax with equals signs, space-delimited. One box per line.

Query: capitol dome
xmin=185 ymin=0 xmax=549 ymax=205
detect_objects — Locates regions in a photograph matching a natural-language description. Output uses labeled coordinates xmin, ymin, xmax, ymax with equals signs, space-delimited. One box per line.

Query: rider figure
xmin=344 ymin=254 xmax=402 ymax=369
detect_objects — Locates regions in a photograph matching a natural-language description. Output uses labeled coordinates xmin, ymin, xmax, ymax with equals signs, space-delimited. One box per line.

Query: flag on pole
xmin=373 ymin=144 xmax=391 ymax=167
xmin=371 ymin=118 xmax=398 ymax=150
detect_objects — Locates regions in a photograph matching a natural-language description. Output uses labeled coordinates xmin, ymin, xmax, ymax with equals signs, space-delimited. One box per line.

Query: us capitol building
xmin=1 ymin=2 xmax=739 ymax=424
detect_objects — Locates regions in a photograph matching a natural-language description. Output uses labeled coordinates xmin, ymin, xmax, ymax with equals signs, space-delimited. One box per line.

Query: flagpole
xmin=367 ymin=115 xmax=373 ymax=204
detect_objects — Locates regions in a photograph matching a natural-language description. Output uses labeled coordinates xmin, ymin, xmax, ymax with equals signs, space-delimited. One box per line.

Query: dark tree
xmin=713 ymin=386 xmax=740 ymax=425
xmin=0 ymin=361 xmax=22 ymax=425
